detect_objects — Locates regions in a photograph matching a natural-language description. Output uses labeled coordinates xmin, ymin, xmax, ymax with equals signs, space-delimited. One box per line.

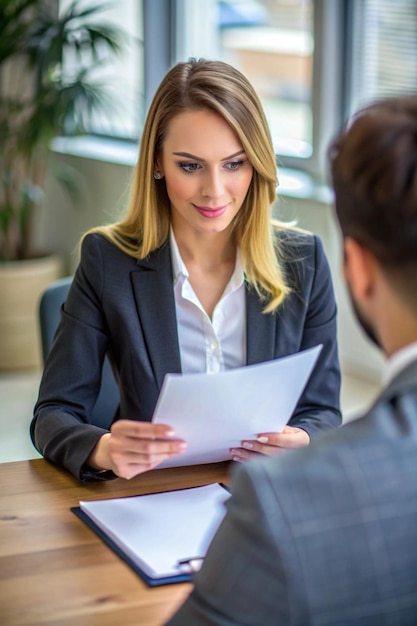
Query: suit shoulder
xmin=257 ymin=390 xmax=417 ymax=490
xmin=274 ymin=227 xmax=327 ymax=274
xmin=81 ymin=232 xmax=137 ymax=267
xmin=274 ymin=226 xmax=320 ymax=256
xmin=273 ymin=228 xmax=330 ymax=299
xmin=81 ymin=232 xmax=117 ymax=254
xmin=238 ymin=414 xmax=362 ymax=492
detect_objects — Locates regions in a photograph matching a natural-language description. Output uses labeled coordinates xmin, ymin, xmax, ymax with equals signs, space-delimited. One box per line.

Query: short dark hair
xmin=329 ymin=95 xmax=417 ymax=268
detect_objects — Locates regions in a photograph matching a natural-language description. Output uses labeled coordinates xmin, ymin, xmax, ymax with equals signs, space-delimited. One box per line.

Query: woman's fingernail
xmin=257 ymin=436 xmax=269 ymax=443
xmin=242 ymin=442 xmax=253 ymax=449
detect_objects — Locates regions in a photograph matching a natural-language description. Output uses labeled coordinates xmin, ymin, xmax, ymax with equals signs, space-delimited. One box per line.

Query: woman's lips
xmin=193 ymin=204 xmax=228 ymax=218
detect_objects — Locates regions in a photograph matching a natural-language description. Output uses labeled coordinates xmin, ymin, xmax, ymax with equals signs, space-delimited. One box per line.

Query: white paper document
xmin=153 ymin=344 xmax=322 ymax=468
xmin=79 ymin=483 xmax=230 ymax=581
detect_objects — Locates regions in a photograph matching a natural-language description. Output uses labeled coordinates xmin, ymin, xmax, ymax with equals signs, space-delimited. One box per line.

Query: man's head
xmin=329 ymin=96 xmax=417 ymax=354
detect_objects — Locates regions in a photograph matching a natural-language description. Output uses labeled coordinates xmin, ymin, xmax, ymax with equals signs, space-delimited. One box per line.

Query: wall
xmin=38 ymin=150 xmax=384 ymax=383
xmin=37 ymin=149 xmax=133 ymax=274
xmin=275 ymin=192 xmax=384 ymax=383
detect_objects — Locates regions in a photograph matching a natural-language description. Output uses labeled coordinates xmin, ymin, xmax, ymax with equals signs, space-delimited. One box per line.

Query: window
xmin=60 ymin=0 xmax=145 ymax=139
xmin=173 ymin=0 xmax=343 ymax=179
xmin=176 ymin=0 xmax=417 ymax=179
xmin=218 ymin=1 xmax=314 ymax=161
xmin=59 ymin=0 xmax=417 ymax=182
xmin=347 ymin=0 xmax=417 ymax=116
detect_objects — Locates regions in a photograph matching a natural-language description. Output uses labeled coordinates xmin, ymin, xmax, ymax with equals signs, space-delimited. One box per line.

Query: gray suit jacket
xmin=31 ymin=231 xmax=341 ymax=480
xmin=167 ymin=359 xmax=417 ymax=625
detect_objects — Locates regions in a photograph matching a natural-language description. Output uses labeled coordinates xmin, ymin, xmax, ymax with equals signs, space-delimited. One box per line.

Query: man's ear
xmin=343 ymin=237 xmax=377 ymax=300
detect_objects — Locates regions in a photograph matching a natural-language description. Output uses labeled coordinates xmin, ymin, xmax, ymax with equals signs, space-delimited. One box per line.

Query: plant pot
xmin=0 ymin=255 xmax=64 ymax=370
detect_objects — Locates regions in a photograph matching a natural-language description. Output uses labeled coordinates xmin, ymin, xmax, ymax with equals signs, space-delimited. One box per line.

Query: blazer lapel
xmin=131 ymin=252 xmax=280 ymax=379
xmin=130 ymin=243 xmax=181 ymax=388
xmin=246 ymin=285 xmax=276 ymax=365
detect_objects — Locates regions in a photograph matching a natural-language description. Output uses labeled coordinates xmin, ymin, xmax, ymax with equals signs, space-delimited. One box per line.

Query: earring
xmin=153 ymin=171 xmax=162 ymax=180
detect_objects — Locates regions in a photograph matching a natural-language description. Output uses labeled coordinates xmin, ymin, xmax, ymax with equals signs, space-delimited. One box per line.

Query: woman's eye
xmin=179 ymin=162 xmax=201 ymax=173
xmin=225 ymin=160 xmax=244 ymax=171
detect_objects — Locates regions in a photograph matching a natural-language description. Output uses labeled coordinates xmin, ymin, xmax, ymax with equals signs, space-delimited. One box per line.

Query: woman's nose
xmin=201 ymin=169 xmax=224 ymax=198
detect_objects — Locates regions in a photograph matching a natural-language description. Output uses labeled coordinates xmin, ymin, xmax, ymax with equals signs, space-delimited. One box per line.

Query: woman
xmin=31 ymin=59 xmax=341 ymax=482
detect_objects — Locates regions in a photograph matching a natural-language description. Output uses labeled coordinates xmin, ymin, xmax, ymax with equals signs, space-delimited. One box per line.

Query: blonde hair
xmin=88 ymin=59 xmax=292 ymax=311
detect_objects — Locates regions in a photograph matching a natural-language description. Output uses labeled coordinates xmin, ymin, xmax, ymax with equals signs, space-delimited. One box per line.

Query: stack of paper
xmin=153 ymin=344 xmax=322 ymax=467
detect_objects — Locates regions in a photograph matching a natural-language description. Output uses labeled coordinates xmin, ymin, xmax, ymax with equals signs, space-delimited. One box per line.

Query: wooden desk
xmin=0 ymin=459 xmax=231 ymax=626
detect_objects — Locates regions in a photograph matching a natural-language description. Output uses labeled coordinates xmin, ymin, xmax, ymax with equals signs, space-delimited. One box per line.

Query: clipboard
xmin=71 ymin=506 xmax=192 ymax=586
xmin=71 ymin=483 xmax=230 ymax=587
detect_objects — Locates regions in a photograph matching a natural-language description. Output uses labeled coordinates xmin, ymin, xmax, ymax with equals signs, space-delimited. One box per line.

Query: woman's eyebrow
xmin=172 ymin=150 xmax=245 ymax=162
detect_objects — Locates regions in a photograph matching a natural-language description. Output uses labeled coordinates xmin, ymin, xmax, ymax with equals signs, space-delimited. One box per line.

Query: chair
xmin=39 ymin=277 xmax=119 ymax=429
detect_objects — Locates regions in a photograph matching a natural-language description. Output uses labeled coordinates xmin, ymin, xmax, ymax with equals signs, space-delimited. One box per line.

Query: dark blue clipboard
xmin=71 ymin=483 xmax=230 ymax=587
xmin=71 ymin=506 xmax=193 ymax=586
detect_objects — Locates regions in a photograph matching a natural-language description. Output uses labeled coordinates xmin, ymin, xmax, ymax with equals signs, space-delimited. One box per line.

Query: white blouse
xmin=170 ymin=230 xmax=247 ymax=374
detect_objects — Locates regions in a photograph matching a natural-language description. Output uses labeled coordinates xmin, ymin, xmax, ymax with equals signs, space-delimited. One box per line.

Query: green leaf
xmin=0 ymin=0 xmax=126 ymax=259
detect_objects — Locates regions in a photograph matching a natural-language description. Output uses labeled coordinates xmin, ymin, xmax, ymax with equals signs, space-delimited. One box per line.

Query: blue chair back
xmin=39 ymin=277 xmax=119 ymax=429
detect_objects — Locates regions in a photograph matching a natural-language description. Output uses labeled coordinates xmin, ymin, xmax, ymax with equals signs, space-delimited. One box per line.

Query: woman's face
xmin=157 ymin=108 xmax=253 ymax=238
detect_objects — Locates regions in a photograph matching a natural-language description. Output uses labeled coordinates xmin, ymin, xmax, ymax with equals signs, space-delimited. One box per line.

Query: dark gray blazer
xmin=31 ymin=231 xmax=341 ymax=480
xmin=167 ymin=359 xmax=417 ymax=626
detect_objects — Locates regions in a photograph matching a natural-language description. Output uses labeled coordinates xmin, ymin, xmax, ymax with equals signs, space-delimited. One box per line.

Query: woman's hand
xmin=88 ymin=420 xmax=187 ymax=479
xmin=230 ymin=425 xmax=310 ymax=463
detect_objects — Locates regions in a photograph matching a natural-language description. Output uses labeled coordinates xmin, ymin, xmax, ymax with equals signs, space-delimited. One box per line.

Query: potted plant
xmin=0 ymin=0 xmax=123 ymax=369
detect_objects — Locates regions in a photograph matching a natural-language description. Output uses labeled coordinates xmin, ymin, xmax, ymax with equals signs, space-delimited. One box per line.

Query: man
xmin=166 ymin=95 xmax=417 ymax=625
